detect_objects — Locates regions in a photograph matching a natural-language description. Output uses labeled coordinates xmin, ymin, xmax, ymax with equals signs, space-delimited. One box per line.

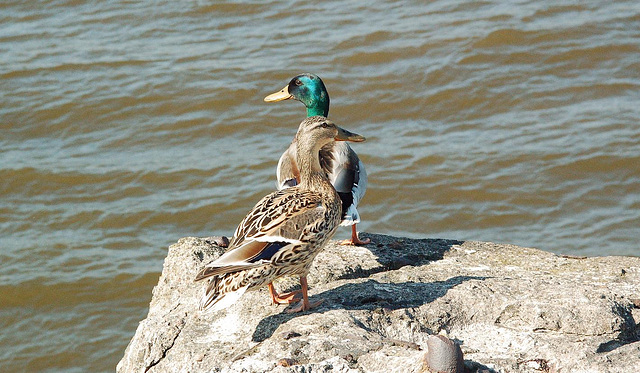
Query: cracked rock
xmin=117 ymin=234 xmax=640 ymax=372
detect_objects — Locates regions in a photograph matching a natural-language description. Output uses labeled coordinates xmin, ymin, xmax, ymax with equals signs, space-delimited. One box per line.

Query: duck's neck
xmin=296 ymin=143 xmax=333 ymax=193
xmin=299 ymin=169 xmax=333 ymax=194
xmin=305 ymin=95 xmax=329 ymax=118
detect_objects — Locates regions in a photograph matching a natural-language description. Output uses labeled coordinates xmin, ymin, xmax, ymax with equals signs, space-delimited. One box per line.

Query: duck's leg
xmin=339 ymin=224 xmax=371 ymax=245
xmin=286 ymin=276 xmax=323 ymax=313
xmin=267 ymin=282 xmax=301 ymax=305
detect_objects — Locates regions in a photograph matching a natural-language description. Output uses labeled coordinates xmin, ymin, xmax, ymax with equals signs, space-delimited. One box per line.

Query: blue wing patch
xmin=282 ymin=178 xmax=298 ymax=188
xmin=250 ymin=242 xmax=288 ymax=262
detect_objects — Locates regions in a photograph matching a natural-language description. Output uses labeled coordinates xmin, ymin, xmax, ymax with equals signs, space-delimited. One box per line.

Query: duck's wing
xmin=323 ymin=142 xmax=367 ymax=224
xmin=276 ymin=143 xmax=300 ymax=189
xmin=195 ymin=188 xmax=325 ymax=281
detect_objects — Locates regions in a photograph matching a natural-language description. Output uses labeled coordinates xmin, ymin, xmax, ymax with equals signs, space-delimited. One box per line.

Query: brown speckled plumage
xmin=195 ymin=116 xmax=365 ymax=312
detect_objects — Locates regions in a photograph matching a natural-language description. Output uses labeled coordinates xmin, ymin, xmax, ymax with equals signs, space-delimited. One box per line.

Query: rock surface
xmin=117 ymin=233 xmax=640 ymax=372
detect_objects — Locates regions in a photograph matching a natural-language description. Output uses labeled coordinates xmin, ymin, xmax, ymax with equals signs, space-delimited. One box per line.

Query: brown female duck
xmin=195 ymin=116 xmax=365 ymax=313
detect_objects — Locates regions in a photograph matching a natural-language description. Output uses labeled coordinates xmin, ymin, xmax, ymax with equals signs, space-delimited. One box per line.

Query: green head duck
xmin=264 ymin=73 xmax=330 ymax=117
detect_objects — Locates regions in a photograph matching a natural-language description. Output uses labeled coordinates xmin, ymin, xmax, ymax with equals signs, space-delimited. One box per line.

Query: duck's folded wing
xmin=276 ymin=144 xmax=300 ymax=189
xmin=325 ymin=142 xmax=367 ymax=224
xmin=194 ymin=239 xmax=290 ymax=281
xmin=196 ymin=189 xmax=326 ymax=282
xmin=326 ymin=142 xmax=366 ymax=197
xmin=230 ymin=188 xmax=323 ymax=246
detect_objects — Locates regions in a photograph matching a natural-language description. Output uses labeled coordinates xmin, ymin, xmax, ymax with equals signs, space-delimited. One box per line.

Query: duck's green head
xmin=264 ymin=73 xmax=330 ymax=117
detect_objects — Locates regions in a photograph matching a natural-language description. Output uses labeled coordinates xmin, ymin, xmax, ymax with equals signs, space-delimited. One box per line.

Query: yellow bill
xmin=264 ymin=85 xmax=292 ymax=102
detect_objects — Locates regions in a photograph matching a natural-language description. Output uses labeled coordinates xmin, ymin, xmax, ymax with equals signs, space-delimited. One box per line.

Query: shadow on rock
xmin=596 ymin=301 xmax=639 ymax=353
xmin=338 ymin=234 xmax=464 ymax=281
xmin=252 ymin=275 xmax=486 ymax=342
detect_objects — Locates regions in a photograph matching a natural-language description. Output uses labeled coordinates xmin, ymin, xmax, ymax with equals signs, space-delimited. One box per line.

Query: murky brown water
xmin=2 ymin=1 xmax=639 ymax=371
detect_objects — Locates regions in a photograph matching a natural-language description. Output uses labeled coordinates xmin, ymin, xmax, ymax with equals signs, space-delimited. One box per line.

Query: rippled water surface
xmin=2 ymin=1 xmax=639 ymax=371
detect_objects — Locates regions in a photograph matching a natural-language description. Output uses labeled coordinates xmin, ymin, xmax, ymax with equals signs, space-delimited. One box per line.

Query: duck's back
xmin=277 ymin=141 xmax=366 ymax=224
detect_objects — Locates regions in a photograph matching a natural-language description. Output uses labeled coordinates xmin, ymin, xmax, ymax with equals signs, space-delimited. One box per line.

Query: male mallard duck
xmin=195 ymin=116 xmax=366 ymax=313
xmin=264 ymin=73 xmax=371 ymax=246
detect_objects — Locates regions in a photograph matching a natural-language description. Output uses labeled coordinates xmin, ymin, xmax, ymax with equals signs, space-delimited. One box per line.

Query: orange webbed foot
xmin=339 ymin=225 xmax=371 ymax=245
xmin=284 ymin=276 xmax=323 ymax=313
xmin=286 ymin=298 xmax=324 ymax=313
xmin=268 ymin=283 xmax=302 ymax=305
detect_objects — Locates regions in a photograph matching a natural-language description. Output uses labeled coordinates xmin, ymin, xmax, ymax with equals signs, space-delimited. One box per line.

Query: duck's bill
xmin=264 ymin=85 xmax=292 ymax=102
xmin=335 ymin=126 xmax=365 ymax=142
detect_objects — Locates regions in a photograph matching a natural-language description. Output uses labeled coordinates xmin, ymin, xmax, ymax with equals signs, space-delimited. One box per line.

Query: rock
xmin=117 ymin=234 xmax=640 ymax=373
xmin=206 ymin=235 xmax=229 ymax=248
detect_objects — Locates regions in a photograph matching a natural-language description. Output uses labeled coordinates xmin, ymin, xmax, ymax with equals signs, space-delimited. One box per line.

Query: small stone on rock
xmin=277 ymin=358 xmax=298 ymax=367
xmin=423 ymin=335 xmax=464 ymax=373
xmin=206 ymin=236 xmax=229 ymax=247
xmin=281 ymin=331 xmax=302 ymax=340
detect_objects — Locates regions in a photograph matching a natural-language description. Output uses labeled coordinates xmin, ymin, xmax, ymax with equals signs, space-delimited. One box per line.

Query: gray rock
xmin=117 ymin=234 xmax=640 ymax=373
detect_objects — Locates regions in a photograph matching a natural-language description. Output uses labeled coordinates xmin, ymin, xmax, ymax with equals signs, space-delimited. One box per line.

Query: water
xmin=1 ymin=0 xmax=639 ymax=371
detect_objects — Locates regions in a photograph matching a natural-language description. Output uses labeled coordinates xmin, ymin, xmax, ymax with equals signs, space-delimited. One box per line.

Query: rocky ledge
xmin=117 ymin=233 xmax=640 ymax=372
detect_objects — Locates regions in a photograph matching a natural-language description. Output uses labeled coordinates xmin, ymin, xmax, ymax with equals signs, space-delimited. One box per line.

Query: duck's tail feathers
xmin=340 ymin=204 xmax=360 ymax=226
xmin=199 ymin=278 xmax=249 ymax=312
xmin=194 ymin=263 xmax=263 ymax=282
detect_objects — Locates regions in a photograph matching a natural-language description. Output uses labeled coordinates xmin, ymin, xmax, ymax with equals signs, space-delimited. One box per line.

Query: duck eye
xmin=321 ymin=122 xmax=329 ymax=128
xmin=294 ymin=79 xmax=302 ymax=86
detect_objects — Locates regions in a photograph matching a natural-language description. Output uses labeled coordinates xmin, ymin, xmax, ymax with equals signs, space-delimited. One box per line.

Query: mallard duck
xmin=264 ymin=73 xmax=371 ymax=246
xmin=195 ymin=116 xmax=366 ymax=313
